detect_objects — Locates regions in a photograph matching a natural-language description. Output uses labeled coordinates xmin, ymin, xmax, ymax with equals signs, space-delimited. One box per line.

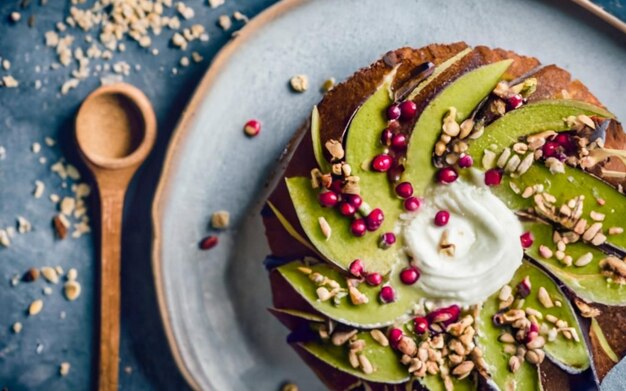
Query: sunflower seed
xmin=537 ymin=287 xmax=554 ymax=308
xmin=29 ymin=299 xmax=43 ymax=316
xmin=574 ymin=252 xmax=593 ymax=267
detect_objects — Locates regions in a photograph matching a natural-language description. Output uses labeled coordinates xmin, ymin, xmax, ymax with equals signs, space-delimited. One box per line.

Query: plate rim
xmin=150 ymin=0 xmax=308 ymax=389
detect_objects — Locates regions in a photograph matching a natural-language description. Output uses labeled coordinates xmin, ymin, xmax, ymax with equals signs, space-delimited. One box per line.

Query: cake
xmin=262 ymin=42 xmax=626 ymax=390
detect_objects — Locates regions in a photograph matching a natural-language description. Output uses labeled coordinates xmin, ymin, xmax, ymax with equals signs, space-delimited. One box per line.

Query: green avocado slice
xmin=466 ymin=100 xmax=613 ymax=158
xmin=285 ymin=176 xmax=400 ymax=274
xmin=477 ymin=262 xmax=588 ymax=391
xmin=522 ymin=221 xmax=626 ymax=305
xmin=277 ymin=261 xmax=420 ymax=328
xmin=404 ymin=60 xmax=513 ymax=194
xmin=344 ymin=70 xmax=397 ymax=207
xmin=297 ymin=329 xmax=409 ymax=384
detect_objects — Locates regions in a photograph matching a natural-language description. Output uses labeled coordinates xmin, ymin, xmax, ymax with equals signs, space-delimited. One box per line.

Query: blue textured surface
xmin=0 ymin=0 xmax=624 ymax=390
xmin=0 ymin=1 xmax=276 ymax=390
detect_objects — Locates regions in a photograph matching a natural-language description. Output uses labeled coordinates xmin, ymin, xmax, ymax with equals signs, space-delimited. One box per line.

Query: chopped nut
xmin=53 ymin=214 xmax=70 ymax=239
xmin=12 ymin=321 xmax=23 ymax=334
xmin=396 ymin=336 xmax=417 ymax=356
xmin=574 ymin=252 xmax=593 ymax=267
xmin=218 ymin=15 xmax=232 ymax=30
xmin=29 ymin=299 xmax=44 ymax=316
xmin=318 ymin=217 xmax=331 ymax=240
xmin=508 ymin=355 xmax=521 ymax=373
xmin=370 ymin=329 xmax=389 ymax=347
xmin=290 ymin=74 xmax=309 ymax=93
xmin=358 ymin=354 xmax=374 ymax=374
xmin=574 ymin=297 xmax=601 ymax=318
xmin=331 ymin=329 xmax=357 ymax=346
xmin=525 ymin=349 xmax=545 ymax=365
xmin=537 ymin=287 xmax=554 ymax=308
xmin=482 ymin=149 xmax=496 ymax=169
xmin=442 ymin=107 xmax=460 ymax=137
xmin=64 ymin=280 xmax=81 ymax=301
xmin=325 ymin=139 xmax=344 ymax=160
xmin=316 ymin=287 xmax=331 ymax=301
xmin=451 ymin=361 xmax=474 ymax=379
xmin=41 ymin=267 xmax=59 ymax=284
xmin=211 ymin=210 xmax=230 ymax=229
xmin=59 ymin=362 xmax=71 ymax=376
xmin=23 ymin=267 xmax=40 ymax=282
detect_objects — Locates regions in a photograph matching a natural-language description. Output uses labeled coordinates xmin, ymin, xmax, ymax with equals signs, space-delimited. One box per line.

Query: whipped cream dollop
xmin=402 ymin=180 xmax=523 ymax=305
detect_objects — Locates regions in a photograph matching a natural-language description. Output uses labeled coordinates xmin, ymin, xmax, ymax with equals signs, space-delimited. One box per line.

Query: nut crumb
xmin=28 ymin=299 xmax=44 ymax=316
xmin=59 ymin=362 xmax=71 ymax=376
xmin=12 ymin=322 xmax=23 ymax=334
xmin=211 ymin=211 xmax=230 ymax=229
xmin=64 ymin=280 xmax=81 ymax=301
xmin=290 ymin=74 xmax=309 ymax=93
xmin=218 ymin=15 xmax=232 ymax=30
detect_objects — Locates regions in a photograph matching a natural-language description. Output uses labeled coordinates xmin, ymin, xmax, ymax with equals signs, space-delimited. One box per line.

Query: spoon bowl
xmin=75 ymin=83 xmax=156 ymax=391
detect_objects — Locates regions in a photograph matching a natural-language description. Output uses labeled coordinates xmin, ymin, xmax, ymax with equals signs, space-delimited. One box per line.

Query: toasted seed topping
xmin=574 ymin=252 xmax=593 ymax=267
xmin=318 ymin=217 xmax=331 ymax=240
xmin=538 ymin=245 xmax=553 ymax=259
xmin=537 ymin=287 xmax=554 ymax=308
xmin=12 ymin=322 xmax=23 ymax=334
xmin=609 ymin=227 xmax=624 ymax=235
xmin=29 ymin=299 xmax=44 ymax=316
xmin=370 ymin=329 xmax=389 ymax=347
xmin=211 ymin=211 xmax=230 ymax=229
xmin=325 ymin=139 xmax=344 ymax=160
xmin=64 ymin=281 xmax=81 ymax=301
xmin=41 ymin=267 xmax=59 ymax=284
xmin=59 ymin=362 xmax=71 ymax=376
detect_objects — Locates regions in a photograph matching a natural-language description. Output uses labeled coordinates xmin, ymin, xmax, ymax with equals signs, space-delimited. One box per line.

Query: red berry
xmin=351 ymin=219 xmax=367 ymax=237
xmin=339 ymin=202 xmax=356 ymax=217
xmin=391 ymin=133 xmax=408 ymax=151
xmin=458 ymin=154 xmax=473 ymax=168
xmin=395 ymin=182 xmax=413 ymax=198
xmin=387 ymin=104 xmax=401 ymax=120
xmin=243 ymin=119 xmax=261 ymax=137
xmin=365 ymin=272 xmax=382 ymax=286
xmin=434 ymin=210 xmax=450 ymax=227
xmin=330 ymin=180 xmax=343 ymax=194
xmin=366 ymin=208 xmax=384 ymax=231
xmin=346 ymin=194 xmax=362 ymax=209
xmin=484 ymin=168 xmax=503 ymax=186
xmin=199 ymin=235 xmax=218 ymax=250
xmin=399 ymin=100 xmax=417 ymax=120
xmin=387 ymin=165 xmax=405 ymax=183
xmin=404 ymin=197 xmax=421 ymax=212
xmin=380 ymin=128 xmax=393 ymax=146
xmin=437 ymin=166 xmax=458 ymax=184
xmin=372 ymin=154 xmax=393 ymax=172
xmin=349 ymin=259 xmax=364 ymax=277
xmin=379 ymin=286 xmax=395 ymax=303
xmin=520 ymin=231 xmax=534 ymax=248
xmin=428 ymin=305 xmax=461 ymax=325
xmin=379 ymin=232 xmax=396 ymax=248
xmin=400 ymin=267 xmax=420 ymax=285
xmin=389 ymin=328 xmax=403 ymax=345
xmin=506 ymin=94 xmax=524 ymax=110
xmin=414 ymin=317 xmax=429 ymax=334
xmin=554 ymin=133 xmax=575 ymax=153
xmin=318 ymin=191 xmax=338 ymax=207
xmin=542 ymin=141 xmax=559 ymax=158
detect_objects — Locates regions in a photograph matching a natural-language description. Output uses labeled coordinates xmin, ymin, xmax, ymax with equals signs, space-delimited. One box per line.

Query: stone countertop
xmin=0 ymin=0 xmax=623 ymax=390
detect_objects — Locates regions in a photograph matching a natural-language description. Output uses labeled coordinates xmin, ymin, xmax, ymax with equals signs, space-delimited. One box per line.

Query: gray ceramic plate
xmin=151 ymin=0 xmax=626 ymax=389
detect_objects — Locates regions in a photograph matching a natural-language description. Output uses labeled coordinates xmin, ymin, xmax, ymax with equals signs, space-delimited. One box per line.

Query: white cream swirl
xmin=402 ymin=180 xmax=523 ymax=305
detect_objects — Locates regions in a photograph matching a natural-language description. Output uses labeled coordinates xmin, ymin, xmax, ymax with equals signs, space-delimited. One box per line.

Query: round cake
xmin=262 ymin=42 xmax=626 ymax=390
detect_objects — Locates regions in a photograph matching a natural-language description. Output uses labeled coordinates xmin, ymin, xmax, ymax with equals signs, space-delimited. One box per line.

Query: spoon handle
xmin=98 ymin=190 xmax=125 ymax=391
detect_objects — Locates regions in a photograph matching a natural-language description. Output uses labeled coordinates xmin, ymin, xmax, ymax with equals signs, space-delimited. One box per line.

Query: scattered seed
xmin=590 ymin=211 xmax=605 ymax=221
xmin=64 ymin=281 xmax=81 ymax=301
xmin=499 ymin=285 xmax=512 ymax=301
xmin=12 ymin=322 xmax=23 ymax=334
xmin=370 ymin=329 xmax=389 ymax=346
xmin=331 ymin=329 xmax=357 ymax=346
xmin=218 ymin=15 xmax=232 ymax=30
xmin=66 ymin=268 xmax=77 ymax=281
xmin=41 ymin=267 xmax=59 ymax=284
xmin=609 ymin=227 xmax=624 ymax=235
xmin=318 ymin=217 xmax=331 ymax=240
xmin=538 ymin=245 xmax=553 ymax=259
xmin=574 ymin=252 xmax=593 ymax=267
xmin=29 ymin=299 xmax=44 ymax=316
xmin=537 ymin=287 xmax=554 ymax=308
xmin=290 ymin=74 xmax=309 ymax=93
xmin=23 ymin=267 xmax=40 ymax=282
xmin=321 ymin=78 xmax=335 ymax=92
xmin=59 ymin=362 xmax=71 ymax=376
xmin=358 ymin=354 xmax=374 ymax=374
xmin=211 ymin=210 xmax=230 ymax=229
xmin=508 ymin=355 xmax=521 ymax=373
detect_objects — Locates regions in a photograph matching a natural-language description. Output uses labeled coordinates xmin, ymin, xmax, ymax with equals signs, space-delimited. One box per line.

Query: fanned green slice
xmin=286 ymin=176 xmax=400 ymax=274
xmin=345 ymin=71 xmax=397 ymax=208
xmin=590 ymin=318 xmax=620 ymax=363
xmin=269 ymin=308 xmax=325 ymax=323
xmin=404 ymin=60 xmax=513 ymax=195
xmin=298 ymin=330 xmax=409 ymax=384
xmin=278 ymin=261 xmax=420 ymax=328
xmin=478 ymin=262 xmax=588 ymax=385
xmin=406 ymin=48 xmax=472 ymax=101
xmin=484 ymin=161 xmax=626 ymax=250
xmin=419 ymin=374 xmax=475 ymax=391
xmin=467 ymin=100 xmax=613 ymax=158
xmin=311 ymin=105 xmax=332 ymax=173
xmin=523 ymin=221 xmax=626 ymax=305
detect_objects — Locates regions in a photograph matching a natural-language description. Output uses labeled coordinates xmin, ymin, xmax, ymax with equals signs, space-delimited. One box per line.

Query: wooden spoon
xmin=75 ymin=83 xmax=156 ymax=391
